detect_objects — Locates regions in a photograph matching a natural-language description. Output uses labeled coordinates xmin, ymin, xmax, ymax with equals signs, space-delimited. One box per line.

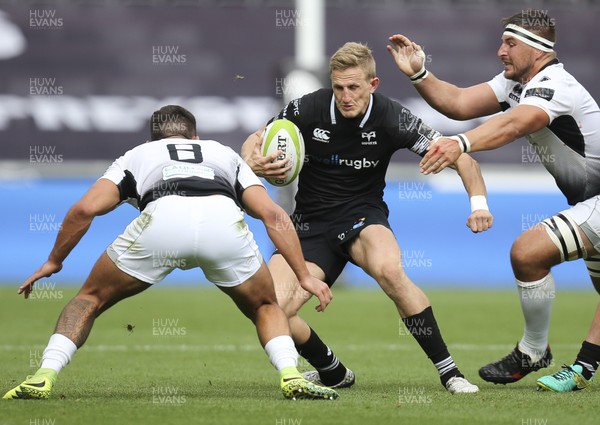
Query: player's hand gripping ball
xmin=261 ymin=119 xmax=305 ymax=186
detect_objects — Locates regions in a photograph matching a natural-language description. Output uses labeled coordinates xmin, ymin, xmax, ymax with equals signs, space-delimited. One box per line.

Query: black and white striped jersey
xmin=100 ymin=138 xmax=263 ymax=211
xmin=488 ymin=61 xmax=600 ymax=205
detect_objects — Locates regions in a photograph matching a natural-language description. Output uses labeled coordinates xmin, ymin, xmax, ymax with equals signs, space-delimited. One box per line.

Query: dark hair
xmin=502 ymin=9 xmax=556 ymax=43
xmin=150 ymin=105 xmax=197 ymax=141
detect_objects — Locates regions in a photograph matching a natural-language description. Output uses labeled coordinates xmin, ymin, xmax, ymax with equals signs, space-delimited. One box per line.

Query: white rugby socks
xmin=40 ymin=333 xmax=78 ymax=373
xmin=264 ymin=335 xmax=298 ymax=371
xmin=517 ymin=273 xmax=555 ymax=361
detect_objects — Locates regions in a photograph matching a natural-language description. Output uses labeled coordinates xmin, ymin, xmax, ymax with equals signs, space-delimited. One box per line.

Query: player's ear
xmin=370 ymin=77 xmax=380 ymax=93
xmin=534 ymin=49 xmax=548 ymax=61
xmin=192 ymin=135 xmax=200 ymax=140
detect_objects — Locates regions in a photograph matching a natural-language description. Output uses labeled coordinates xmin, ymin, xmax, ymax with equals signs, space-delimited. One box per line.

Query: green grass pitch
xmin=0 ymin=286 xmax=597 ymax=425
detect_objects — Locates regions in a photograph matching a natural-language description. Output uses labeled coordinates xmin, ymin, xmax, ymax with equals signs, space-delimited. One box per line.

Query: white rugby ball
xmin=261 ymin=119 xmax=305 ymax=186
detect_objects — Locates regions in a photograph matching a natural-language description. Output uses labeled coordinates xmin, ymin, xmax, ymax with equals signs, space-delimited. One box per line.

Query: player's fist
xmin=467 ymin=210 xmax=494 ymax=233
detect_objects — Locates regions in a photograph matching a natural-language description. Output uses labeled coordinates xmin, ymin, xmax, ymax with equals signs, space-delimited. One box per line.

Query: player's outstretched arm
xmin=19 ymin=179 xmax=121 ymax=299
xmin=420 ymin=105 xmax=549 ymax=175
xmin=242 ymin=185 xmax=332 ymax=312
xmin=387 ymin=34 xmax=502 ymax=121
xmin=451 ymin=154 xmax=494 ymax=233
xmin=241 ymin=129 xmax=291 ymax=179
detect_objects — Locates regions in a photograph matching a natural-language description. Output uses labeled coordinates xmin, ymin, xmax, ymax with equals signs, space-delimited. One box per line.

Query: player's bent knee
xmin=510 ymin=238 xmax=534 ymax=271
xmin=371 ymin=261 xmax=406 ymax=286
xmin=246 ymin=298 xmax=281 ymax=321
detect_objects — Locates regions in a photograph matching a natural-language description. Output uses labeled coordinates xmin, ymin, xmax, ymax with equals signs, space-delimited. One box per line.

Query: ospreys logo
xmin=361 ymin=131 xmax=377 ymax=145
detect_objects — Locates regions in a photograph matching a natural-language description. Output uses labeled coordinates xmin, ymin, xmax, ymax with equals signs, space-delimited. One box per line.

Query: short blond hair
xmin=329 ymin=42 xmax=376 ymax=79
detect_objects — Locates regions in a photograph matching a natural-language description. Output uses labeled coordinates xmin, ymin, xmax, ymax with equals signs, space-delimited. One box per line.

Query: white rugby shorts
xmin=562 ymin=195 xmax=600 ymax=252
xmin=106 ymin=195 xmax=263 ymax=286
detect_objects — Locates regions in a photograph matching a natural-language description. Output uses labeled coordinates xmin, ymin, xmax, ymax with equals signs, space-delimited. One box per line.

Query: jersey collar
xmin=538 ymin=57 xmax=559 ymax=73
xmin=330 ymin=93 xmax=373 ymax=128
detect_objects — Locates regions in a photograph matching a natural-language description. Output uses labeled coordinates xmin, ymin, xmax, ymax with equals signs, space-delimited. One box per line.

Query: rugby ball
xmin=261 ymin=119 xmax=305 ymax=186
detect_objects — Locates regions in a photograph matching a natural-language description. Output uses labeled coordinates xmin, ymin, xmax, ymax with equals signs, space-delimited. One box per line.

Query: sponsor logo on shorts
xmin=352 ymin=217 xmax=365 ymax=230
xmin=337 ymin=217 xmax=366 ymax=241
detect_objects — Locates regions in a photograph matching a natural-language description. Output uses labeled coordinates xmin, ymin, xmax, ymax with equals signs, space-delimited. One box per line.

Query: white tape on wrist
xmin=456 ymin=133 xmax=471 ymax=153
xmin=409 ymin=50 xmax=428 ymax=85
xmin=446 ymin=134 xmax=470 ymax=153
xmin=470 ymin=195 xmax=489 ymax=212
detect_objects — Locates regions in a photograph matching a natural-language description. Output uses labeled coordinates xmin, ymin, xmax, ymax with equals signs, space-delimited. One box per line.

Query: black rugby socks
xmin=402 ymin=306 xmax=463 ymax=386
xmin=574 ymin=340 xmax=600 ymax=380
xmin=295 ymin=327 xmax=348 ymax=385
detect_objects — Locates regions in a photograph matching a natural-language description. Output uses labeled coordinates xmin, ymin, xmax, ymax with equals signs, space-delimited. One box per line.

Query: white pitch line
xmin=0 ymin=343 xmax=581 ymax=352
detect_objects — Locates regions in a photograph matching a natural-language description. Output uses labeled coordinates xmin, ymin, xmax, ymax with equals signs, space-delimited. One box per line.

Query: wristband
xmin=409 ymin=50 xmax=428 ymax=85
xmin=455 ymin=133 xmax=471 ymax=153
xmin=470 ymin=195 xmax=489 ymax=212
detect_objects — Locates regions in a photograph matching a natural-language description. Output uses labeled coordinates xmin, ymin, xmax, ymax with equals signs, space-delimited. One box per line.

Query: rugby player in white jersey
xmin=3 ymin=105 xmax=339 ymax=401
xmin=388 ymin=9 xmax=600 ymax=392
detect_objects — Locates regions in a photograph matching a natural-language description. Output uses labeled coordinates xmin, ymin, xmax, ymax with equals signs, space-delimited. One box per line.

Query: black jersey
xmin=273 ymin=88 xmax=441 ymax=217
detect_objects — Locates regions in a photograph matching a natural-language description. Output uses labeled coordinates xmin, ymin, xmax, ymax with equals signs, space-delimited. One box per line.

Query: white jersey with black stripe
xmin=487 ymin=61 xmax=600 ymax=205
xmin=100 ymin=138 xmax=263 ymax=210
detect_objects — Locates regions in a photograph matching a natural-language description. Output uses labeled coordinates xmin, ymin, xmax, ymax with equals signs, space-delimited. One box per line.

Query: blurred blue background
xmin=0 ymin=174 xmax=588 ymax=289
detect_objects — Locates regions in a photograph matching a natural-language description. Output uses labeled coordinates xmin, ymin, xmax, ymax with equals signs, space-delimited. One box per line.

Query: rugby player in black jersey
xmin=242 ymin=42 xmax=493 ymax=393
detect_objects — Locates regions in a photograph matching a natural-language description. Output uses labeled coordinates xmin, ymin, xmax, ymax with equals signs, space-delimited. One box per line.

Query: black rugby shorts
xmin=289 ymin=202 xmax=391 ymax=286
